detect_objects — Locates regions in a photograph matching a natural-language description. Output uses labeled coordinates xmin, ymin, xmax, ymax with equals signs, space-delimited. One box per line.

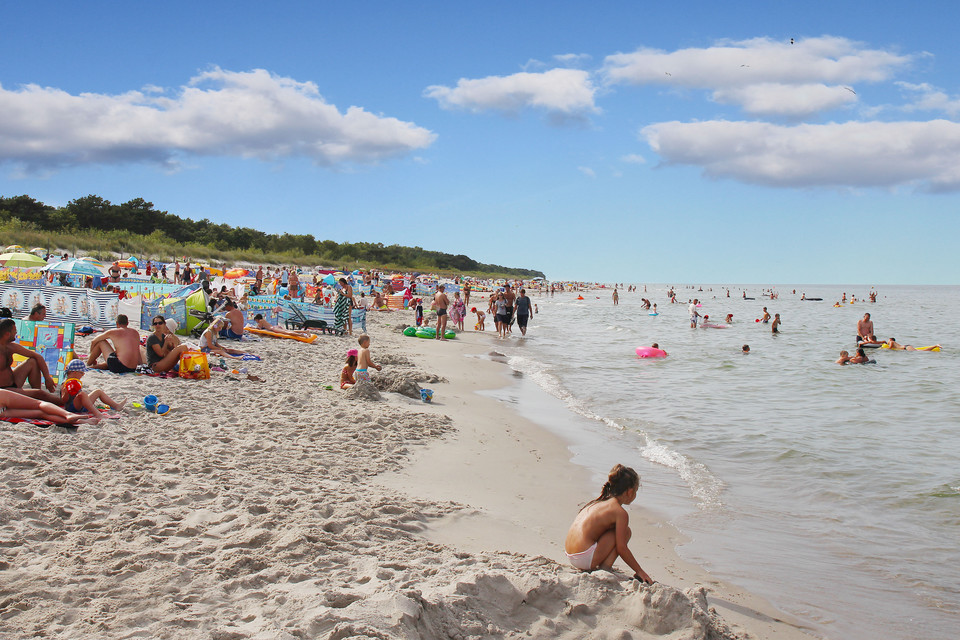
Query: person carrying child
xmin=565 ymin=464 xmax=654 ymax=584
xmin=59 ymin=360 xmax=125 ymax=421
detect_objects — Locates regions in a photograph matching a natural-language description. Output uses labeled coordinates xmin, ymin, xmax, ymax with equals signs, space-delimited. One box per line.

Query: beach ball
xmin=64 ymin=379 xmax=82 ymax=396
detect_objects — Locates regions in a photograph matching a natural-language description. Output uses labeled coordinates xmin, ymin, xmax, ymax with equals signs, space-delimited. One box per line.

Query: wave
xmin=507 ymin=353 xmax=725 ymax=510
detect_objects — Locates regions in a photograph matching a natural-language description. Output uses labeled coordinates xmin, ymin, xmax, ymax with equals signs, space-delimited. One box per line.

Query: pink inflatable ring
xmin=636 ymin=346 xmax=667 ymax=358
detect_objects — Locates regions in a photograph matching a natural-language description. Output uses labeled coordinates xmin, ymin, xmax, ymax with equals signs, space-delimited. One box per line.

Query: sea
xmin=482 ymin=284 xmax=959 ymax=640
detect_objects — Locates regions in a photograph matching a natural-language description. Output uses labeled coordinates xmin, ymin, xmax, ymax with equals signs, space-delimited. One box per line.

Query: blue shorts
xmin=219 ymin=328 xmax=243 ymax=340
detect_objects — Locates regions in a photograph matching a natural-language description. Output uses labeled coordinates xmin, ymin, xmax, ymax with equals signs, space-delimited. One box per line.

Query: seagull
xmin=843 ymin=86 xmax=856 ymax=95
xmin=740 ymin=64 xmax=750 ymax=68
xmin=664 ymin=71 xmax=672 ymax=76
xmin=790 ymin=38 xmax=795 ymax=45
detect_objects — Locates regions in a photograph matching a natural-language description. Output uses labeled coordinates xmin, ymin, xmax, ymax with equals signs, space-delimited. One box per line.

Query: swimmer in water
xmin=742 ymin=344 xmax=750 ymax=354
xmin=848 ymin=347 xmax=871 ymax=364
xmin=836 ymin=350 xmax=851 ymax=365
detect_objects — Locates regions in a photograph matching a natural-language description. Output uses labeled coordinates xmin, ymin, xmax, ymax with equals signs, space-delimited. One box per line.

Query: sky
xmin=1 ymin=0 xmax=959 ymax=284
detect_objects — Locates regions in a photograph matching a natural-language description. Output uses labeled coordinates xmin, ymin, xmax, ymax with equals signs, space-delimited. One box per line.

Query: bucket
xmin=143 ymin=395 xmax=158 ymax=412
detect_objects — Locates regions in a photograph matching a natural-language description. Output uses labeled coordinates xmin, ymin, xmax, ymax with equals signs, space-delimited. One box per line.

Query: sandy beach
xmin=1 ymin=310 xmax=820 ymax=639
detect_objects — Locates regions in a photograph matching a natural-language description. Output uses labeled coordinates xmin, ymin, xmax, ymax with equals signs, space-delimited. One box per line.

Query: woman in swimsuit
xmin=564 ymin=464 xmax=653 ymax=584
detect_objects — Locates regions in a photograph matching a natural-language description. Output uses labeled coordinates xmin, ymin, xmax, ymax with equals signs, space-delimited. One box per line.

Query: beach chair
xmin=285 ymin=304 xmax=342 ymax=335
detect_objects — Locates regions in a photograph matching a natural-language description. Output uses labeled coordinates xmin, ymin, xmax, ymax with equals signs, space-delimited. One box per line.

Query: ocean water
xmin=486 ymin=285 xmax=959 ymax=640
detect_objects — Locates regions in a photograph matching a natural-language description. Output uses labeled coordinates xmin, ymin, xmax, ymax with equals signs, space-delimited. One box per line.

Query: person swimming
xmin=564 ymin=464 xmax=653 ymax=584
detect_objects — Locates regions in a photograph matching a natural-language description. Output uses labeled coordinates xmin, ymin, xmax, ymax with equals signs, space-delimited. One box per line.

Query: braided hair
xmin=581 ymin=464 xmax=640 ymax=511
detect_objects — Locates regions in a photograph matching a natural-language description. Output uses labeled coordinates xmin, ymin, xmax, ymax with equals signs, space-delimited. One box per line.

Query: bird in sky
xmin=843 ymin=86 xmax=856 ymax=95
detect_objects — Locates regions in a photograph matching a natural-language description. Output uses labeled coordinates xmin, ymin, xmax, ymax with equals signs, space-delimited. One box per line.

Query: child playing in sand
xmin=341 ymin=349 xmax=358 ymax=388
xmin=355 ymin=335 xmax=381 ymax=383
xmin=59 ymin=360 xmax=125 ymax=421
xmin=565 ymin=464 xmax=653 ymax=584
xmin=471 ymin=307 xmax=485 ymax=331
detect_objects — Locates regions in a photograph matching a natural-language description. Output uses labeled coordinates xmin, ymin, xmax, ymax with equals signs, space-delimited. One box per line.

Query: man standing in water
xmin=503 ymin=284 xmax=517 ymax=334
xmin=688 ymin=299 xmax=700 ymax=328
xmin=433 ymin=285 xmax=449 ymax=340
xmin=857 ymin=313 xmax=874 ymax=342
xmin=515 ymin=288 xmax=533 ymax=337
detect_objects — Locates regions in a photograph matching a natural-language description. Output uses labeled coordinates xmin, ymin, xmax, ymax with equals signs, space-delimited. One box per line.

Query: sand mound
xmin=372 ymin=371 xmax=422 ymax=399
xmin=345 ymin=380 xmax=383 ymax=401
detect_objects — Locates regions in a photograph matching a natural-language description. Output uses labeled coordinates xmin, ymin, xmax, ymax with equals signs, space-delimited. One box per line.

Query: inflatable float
xmin=700 ymin=323 xmax=727 ymax=329
xmin=245 ymin=327 xmax=318 ymax=344
xmin=409 ymin=326 xmax=456 ymax=339
xmin=636 ymin=346 xmax=667 ymax=358
xmin=648 ymin=312 xmax=659 ymax=316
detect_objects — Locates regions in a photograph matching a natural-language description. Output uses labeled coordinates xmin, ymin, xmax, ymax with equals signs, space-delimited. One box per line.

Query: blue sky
xmin=1 ymin=1 xmax=959 ymax=283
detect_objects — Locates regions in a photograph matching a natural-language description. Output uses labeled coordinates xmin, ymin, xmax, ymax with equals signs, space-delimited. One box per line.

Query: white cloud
xmin=641 ymin=119 xmax=960 ymax=191
xmin=620 ymin=153 xmax=646 ymax=164
xmin=578 ymin=166 xmax=596 ymax=178
xmin=424 ymin=68 xmax=598 ymax=120
xmin=603 ymin=36 xmax=912 ymax=116
xmin=897 ymin=82 xmax=960 ymax=116
xmin=554 ymin=53 xmax=592 ymax=67
xmin=0 ymin=67 xmax=436 ymax=171
xmin=713 ymin=83 xmax=857 ymax=117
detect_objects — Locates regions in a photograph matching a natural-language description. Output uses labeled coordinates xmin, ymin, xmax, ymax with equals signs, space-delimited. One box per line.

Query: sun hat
xmin=165 ymin=318 xmax=179 ymax=333
xmin=347 ymin=349 xmax=358 ymax=357
xmin=65 ymin=359 xmax=87 ymax=373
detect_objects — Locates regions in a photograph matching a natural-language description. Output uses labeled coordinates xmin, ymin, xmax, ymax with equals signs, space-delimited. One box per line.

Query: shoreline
xmin=377 ymin=325 xmax=821 ymax=639
xmin=1 ymin=309 xmax=819 ymax=638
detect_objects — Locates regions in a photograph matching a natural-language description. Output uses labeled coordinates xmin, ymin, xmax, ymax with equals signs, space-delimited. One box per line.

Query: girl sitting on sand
xmin=200 ymin=318 xmax=253 ymax=359
xmin=565 ymin=464 xmax=654 ymax=584
xmin=341 ymin=349 xmax=358 ymax=389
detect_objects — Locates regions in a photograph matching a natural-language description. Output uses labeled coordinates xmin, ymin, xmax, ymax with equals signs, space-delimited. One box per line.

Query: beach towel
xmin=334 ymin=293 xmax=350 ymax=331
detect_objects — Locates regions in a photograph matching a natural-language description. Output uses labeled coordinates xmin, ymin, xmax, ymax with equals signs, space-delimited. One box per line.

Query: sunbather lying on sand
xmin=252 ymin=314 xmax=317 ymax=339
xmin=0 ymin=388 xmax=93 ymax=424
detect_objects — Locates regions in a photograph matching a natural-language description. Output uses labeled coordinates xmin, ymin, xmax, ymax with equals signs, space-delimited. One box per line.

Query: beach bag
xmin=179 ymin=351 xmax=210 ymax=380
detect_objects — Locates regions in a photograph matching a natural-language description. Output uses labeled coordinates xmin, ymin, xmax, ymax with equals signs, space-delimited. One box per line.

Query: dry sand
xmin=1 ymin=312 xmax=821 ymax=639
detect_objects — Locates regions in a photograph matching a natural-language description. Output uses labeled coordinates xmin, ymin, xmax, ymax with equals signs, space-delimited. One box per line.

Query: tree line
xmin=0 ymin=194 xmax=545 ymax=278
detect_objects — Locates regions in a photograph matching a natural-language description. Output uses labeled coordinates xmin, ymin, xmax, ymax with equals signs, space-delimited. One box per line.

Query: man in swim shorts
xmin=503 ymin=284 xmax=516 ymax=333
xmin=87 ymin=315 xmax=142 ymax=373
xmin=688 ymin=299 xmax=700 ymax=328
xmin=433 ymin=285 xmax=449 ymax=340
xmin=514 ymin=288 xmax=533 ymax=336
xmin=857 ymin=313 xmax=874 ymax=343
xmin=219 ymin=299 xmax=245 ymax=340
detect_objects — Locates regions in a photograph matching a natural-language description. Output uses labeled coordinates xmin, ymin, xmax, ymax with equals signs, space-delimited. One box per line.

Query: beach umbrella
xmin=42 ymin=258 xmax=108 ymax=277
xmin=80 ymin=256 xmax=107 ymax=268
xmin=0 ymin=251 xmax=47 ymax=269
xmin=224 ymin=268 xmax=249 ymax=279
xmin=30 ymin=247 xmax=46 ymax=256
xmin=322 ymin=274 xmax=338 ymax=285
xmin=113 ymin=259 xmax=136 ymax=269
xmin=4 ymin=245 xmax=24 ymax=252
